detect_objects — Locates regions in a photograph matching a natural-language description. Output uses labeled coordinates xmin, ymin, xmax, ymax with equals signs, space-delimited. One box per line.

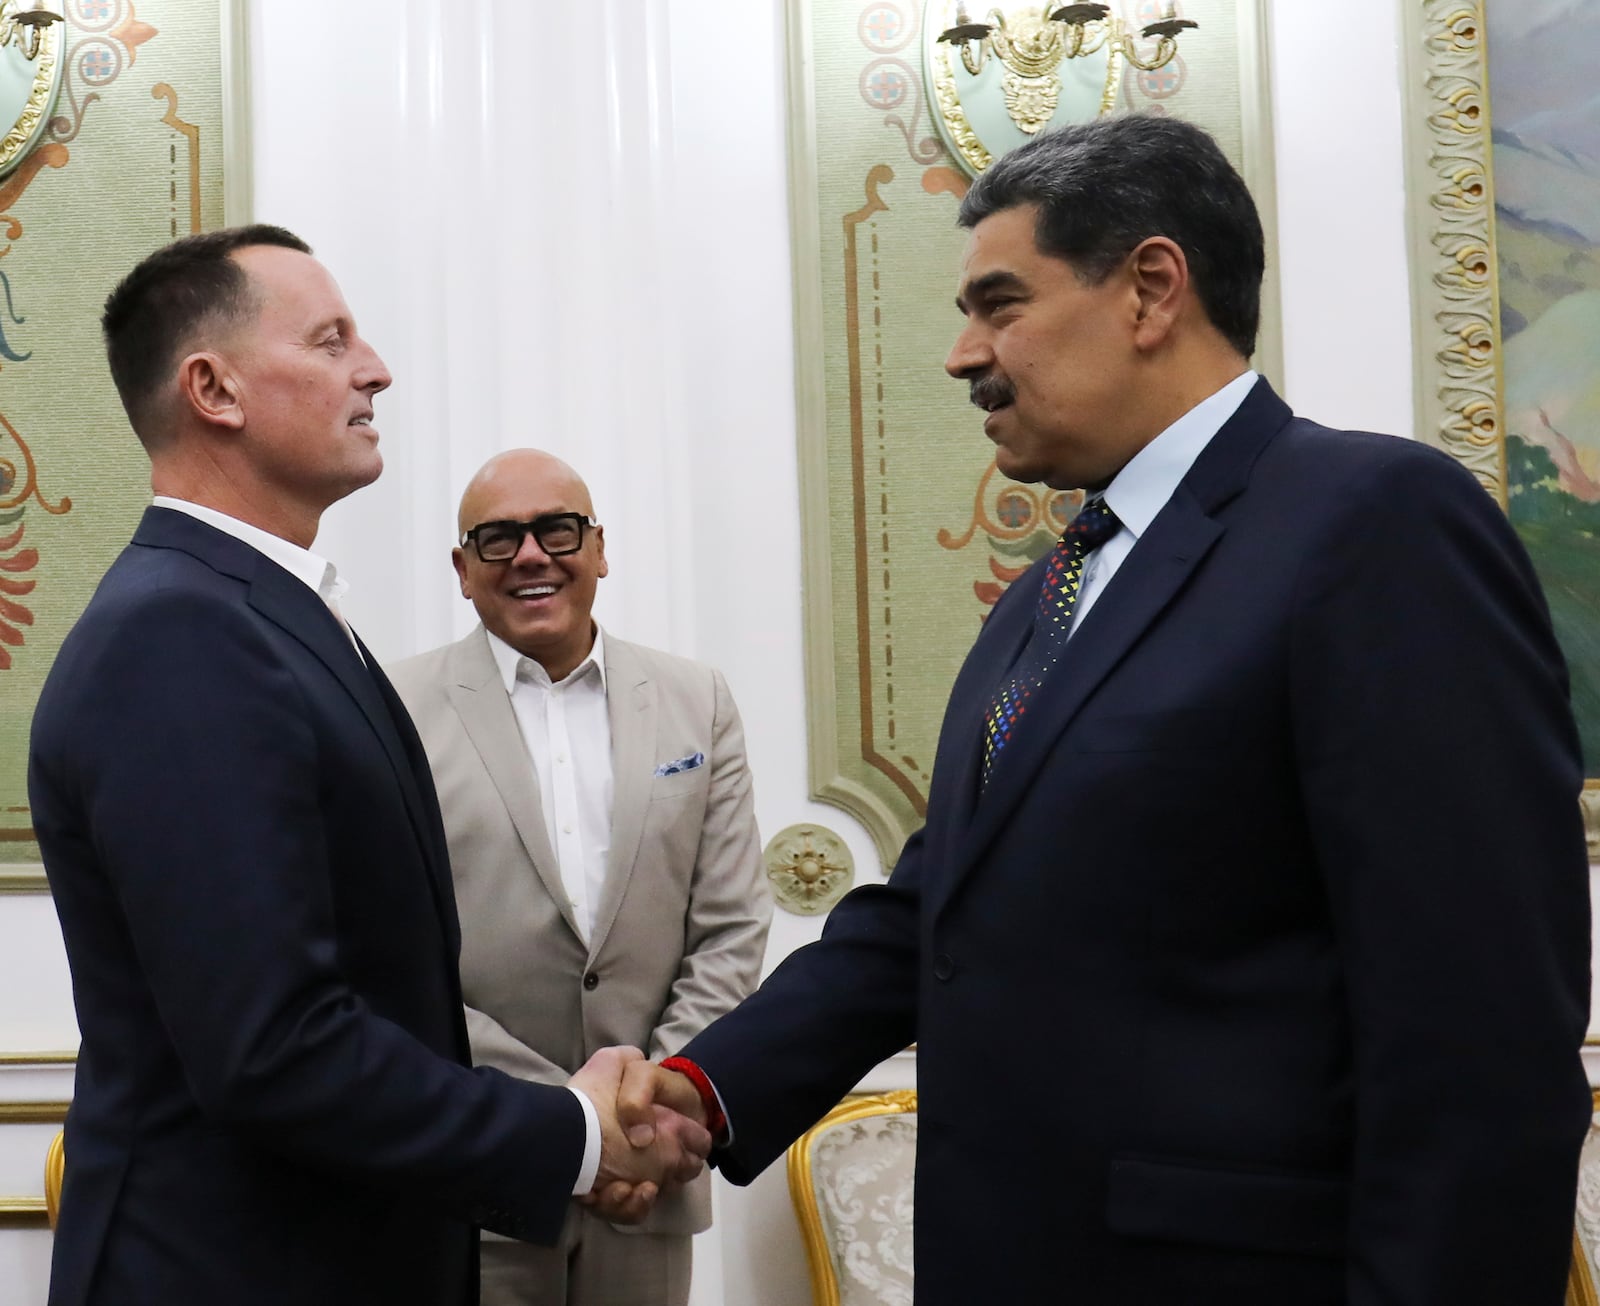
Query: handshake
xmin=568 ymin=1046 xmax=713 ymax=1223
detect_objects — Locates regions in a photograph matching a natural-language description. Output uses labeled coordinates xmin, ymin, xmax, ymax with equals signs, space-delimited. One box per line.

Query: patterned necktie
xmin=981 ymin=495 xmax=1122 ymax=786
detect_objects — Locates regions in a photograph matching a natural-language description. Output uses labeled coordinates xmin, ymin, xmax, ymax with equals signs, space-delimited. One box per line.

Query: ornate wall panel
xmin=1402 ymin=0 xmax=1600 ymax=852
xmin=789 ymin=0 xmax=1278 ymax=865
xmin=0 ymin=0 xmax=231 ymax=891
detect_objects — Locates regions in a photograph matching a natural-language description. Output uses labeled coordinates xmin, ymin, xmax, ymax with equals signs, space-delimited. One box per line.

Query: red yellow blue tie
xmin=981 ymin=496 xmax=1122 ymax=786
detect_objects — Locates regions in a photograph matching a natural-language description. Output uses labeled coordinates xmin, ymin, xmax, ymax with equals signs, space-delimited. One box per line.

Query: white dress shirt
xmin=1070 ymin=370 xmax=1258 ymax=634
xmin=153 ymin=496 xmax=349 ymax=608
xmin=149 ymin=496 xmax=603 ymax=1193
xmin=485 ymin=626 xmax=613 ymax=945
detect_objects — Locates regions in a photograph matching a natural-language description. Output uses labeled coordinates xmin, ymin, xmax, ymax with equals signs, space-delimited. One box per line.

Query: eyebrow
xmin=955 ymin=270 xmax=1028 ymax=315
xmin=306 ymin=315 xmax=353 ymax=341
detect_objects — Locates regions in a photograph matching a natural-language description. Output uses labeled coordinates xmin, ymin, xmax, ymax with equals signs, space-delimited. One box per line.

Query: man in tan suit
xmin=389 ymin=449 xmax=771 ymax=1306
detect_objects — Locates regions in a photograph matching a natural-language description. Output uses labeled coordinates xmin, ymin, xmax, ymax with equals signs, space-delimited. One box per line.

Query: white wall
xmin=0 ymin=0 xmax=1518 ymax=1299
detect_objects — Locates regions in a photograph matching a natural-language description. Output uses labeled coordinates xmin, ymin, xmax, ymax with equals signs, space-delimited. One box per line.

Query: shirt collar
xmin=485 ymin=624 xmax=607 ymax=695
xmin=152 ymin=495 xmax=346 ymax=605
xmin=1100 ymin=370 xmax=1258 ymax=541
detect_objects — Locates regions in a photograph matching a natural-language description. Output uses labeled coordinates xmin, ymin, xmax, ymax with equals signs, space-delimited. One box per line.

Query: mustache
xmin=968 ymin=373 xmax=1015 ymax=411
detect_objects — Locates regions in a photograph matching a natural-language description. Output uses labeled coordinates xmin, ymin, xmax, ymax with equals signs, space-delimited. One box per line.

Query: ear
xmin=176 ymin=351 xmax=245 ymax=431
xmin=1127 ymin=237 xmax=1189 ymax=352
xmin=451 ymin=546 xmax=472 ymax=600
xmin=593 ymin=525 xmax=609 ymax=580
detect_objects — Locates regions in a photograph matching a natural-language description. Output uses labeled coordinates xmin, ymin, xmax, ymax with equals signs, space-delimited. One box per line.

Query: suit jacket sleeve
xmin=36 ymin=589 xmax=584 ymax=1243
xmin=681 ymin=825 xmax=925 ymax=1184
xmin=647 ymin=669 xmax=772 ymax=1060
xmin=1290 ymin=444 xmax=1591 ymax=1305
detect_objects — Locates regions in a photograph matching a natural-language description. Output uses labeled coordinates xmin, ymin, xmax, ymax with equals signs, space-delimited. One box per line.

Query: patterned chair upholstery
xmin=1572 ymin=1090 xmax=1600 ymax=1306
xmin=787 ymin=1090 xmax=916 ymax=1306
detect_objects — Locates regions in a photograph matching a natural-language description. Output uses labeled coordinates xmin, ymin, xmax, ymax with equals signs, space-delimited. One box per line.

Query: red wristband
xmin=660 ymin=1056 xmax=727 ymax=1142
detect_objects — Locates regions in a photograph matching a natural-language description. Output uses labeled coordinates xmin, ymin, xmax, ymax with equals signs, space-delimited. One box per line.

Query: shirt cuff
xmin=567 ymin=1085 xmax=601 ymax=1195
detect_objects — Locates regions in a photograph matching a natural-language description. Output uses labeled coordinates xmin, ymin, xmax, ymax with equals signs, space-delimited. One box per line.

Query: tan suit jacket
xmin=389 ymin=626 xmax=771 ymax=1235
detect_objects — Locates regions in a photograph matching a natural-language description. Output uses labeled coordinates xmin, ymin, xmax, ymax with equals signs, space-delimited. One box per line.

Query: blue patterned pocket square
xmin=654 ymin=751 xmax=705 ymax=777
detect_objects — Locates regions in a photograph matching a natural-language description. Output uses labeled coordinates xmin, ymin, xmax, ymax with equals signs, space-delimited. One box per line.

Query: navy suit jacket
xmin=29 ymin=508 xmax=585 ymax=1306
xmin=685 ymin=381 xmax=1592 ymax=1305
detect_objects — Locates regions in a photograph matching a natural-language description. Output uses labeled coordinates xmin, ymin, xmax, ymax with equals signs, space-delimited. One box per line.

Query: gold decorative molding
xmin=0 ymin=12 xmax=61 ymax=180
xmin=0 ymin=1051 xmax=75 ymax=1065
xmin=765 ymin=822 xmax=855 ymax=915
xmin=930 ymin=38 xmax=992 ymax=174
xmin=1401 ymin=1 xmax=1503 ymax=505
xmin=0 ymin=1100 xmax=67 ymax=1124
xmin=0 ymin=1197 xmax=47 ymax=1228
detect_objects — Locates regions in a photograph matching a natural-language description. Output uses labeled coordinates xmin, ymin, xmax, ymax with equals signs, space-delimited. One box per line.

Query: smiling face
xmin=945 ymin=204 xmax=1147 ymax=491
xmin=452 ymin=450 xmax=608 ymax=681
xmin=224 ymin=244 xmax=392 ymax=518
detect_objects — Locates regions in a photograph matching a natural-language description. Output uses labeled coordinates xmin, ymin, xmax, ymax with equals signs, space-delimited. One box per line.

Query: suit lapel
xmin=943 ymin=379 xmax=1294 ymax=894
xmin=133 ymin=509 xmax=462 ymax=946
xmin=590 ymin=637 xmax=652 ymax=959
xmin=444 ymin=629 xmax=583 ymax=943
xmin=948 ymin=493 xmax=1223 ymax=891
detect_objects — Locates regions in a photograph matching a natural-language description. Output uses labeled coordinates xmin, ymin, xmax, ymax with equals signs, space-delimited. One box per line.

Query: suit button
xmin=933 ymin=954 xmax=955 ymax=981
xmin=583 ymin=972 xmax=599 ymax=991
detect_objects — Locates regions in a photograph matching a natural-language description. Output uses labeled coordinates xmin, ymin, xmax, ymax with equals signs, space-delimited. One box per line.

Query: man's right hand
xmin=568 ymin=1047 xmax=710 ymax=1224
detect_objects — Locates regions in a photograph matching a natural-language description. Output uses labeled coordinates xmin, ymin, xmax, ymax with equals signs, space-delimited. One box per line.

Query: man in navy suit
xmin=28 ymin=225 xmax=707 ymax=1306
xmin=620 ymin=115 xmax=1592 ymax=1303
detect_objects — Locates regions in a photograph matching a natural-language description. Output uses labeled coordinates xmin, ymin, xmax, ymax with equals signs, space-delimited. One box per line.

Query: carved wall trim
xmin=1400 ymin=0 xmax=1503 ymax=503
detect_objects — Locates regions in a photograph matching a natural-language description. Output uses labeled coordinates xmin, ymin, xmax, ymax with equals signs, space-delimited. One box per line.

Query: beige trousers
xmin=479 ymin=1207 xmax=691 ymax=1306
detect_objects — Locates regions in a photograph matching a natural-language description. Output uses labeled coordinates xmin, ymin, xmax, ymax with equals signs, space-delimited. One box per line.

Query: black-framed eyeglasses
xmin=459 ymin=513 xmax=599 ymax=562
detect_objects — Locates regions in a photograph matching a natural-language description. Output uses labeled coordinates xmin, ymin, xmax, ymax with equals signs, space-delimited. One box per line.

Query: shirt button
xmin=933 ymin=954 xmax=956 ymax=981
xmin=563 ymin=824 xmax=573 ymax=834
xmin=583 ymin=972 xmax=599 ymax=991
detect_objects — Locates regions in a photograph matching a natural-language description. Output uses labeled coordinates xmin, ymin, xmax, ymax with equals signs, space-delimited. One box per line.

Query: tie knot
xmin=1062 ymin=496 xmax=1121 ymax=551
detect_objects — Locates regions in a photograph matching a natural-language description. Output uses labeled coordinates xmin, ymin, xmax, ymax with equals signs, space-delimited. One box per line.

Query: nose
xmin=510 ymin=528 xmax=554 ymax=567
xmin=356 ymin=338 xmax=393 ymax=395
xmin=945 ymin=319 xmax=991 ymax=380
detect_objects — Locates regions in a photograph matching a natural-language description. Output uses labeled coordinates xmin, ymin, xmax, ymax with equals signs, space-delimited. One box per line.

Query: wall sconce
xmin=938 ymin=3 xmax=1195 ymax=133
xmin=0 ymin=2 xmax=65 ymax=62
xmin=922 ymin=2 xmax=1199 ymax=177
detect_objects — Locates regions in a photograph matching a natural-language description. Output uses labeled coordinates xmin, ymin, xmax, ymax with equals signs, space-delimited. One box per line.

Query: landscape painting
xmin=1489 ymin=0 xmax=1600 ymax=768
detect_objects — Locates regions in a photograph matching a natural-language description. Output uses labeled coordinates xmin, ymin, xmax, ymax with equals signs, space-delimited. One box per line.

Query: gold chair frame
xmin=786 ymin=1089 xmax=917 ymax=1306
xmin=44 ymin=1127 xmax=64 ymax=1230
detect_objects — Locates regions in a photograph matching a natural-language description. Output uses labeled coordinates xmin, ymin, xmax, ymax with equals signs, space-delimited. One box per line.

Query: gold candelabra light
xmin=937 ymin=3 xmax=1197 ymax=134
xmin=0 ymin=1 xmax=64 ymax=62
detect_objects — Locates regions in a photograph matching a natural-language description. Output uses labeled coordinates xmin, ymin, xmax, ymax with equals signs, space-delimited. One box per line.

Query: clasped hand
xmin=569 ymin=1047 xmax=709 ymax=1223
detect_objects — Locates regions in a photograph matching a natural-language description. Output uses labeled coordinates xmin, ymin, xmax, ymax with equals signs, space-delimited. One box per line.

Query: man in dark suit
xmin=28 ymin=225 xmax=706 ymax=1306
xmin=619 ymin=115 xmax=1593 ymax=1304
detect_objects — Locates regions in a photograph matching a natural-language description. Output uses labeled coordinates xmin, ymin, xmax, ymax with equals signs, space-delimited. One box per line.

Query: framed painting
xmin=1402 ymin=0 xmax=1600 ymax=855
xmin=786 ymin=0 xmax=1279 ymax=867
xmin=0 ymin=0 xmax=249 ymax=893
